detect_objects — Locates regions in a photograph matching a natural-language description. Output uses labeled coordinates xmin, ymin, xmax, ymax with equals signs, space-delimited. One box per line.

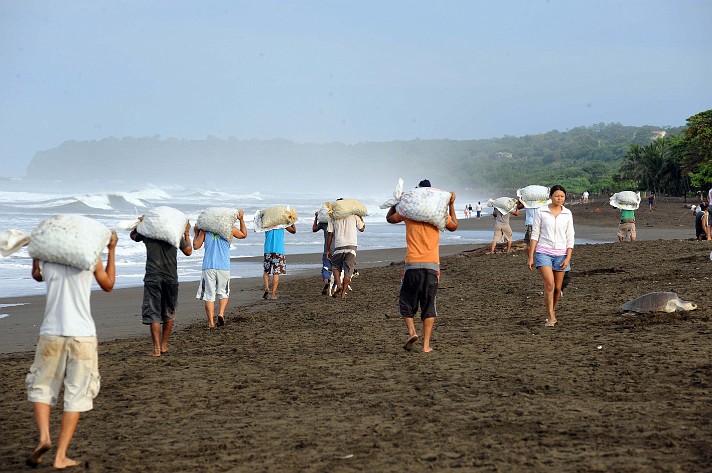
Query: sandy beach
xmin=1 ymin=197 xmax=710 ymax=472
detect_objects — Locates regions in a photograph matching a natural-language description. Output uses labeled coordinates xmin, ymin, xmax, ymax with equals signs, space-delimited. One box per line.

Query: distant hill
xmin=26 ymin=123 xmax=684 ymax=193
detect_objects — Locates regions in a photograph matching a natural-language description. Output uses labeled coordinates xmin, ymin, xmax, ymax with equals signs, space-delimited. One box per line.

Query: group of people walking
xmin=23 ymin=180 xmax=578 ymax=469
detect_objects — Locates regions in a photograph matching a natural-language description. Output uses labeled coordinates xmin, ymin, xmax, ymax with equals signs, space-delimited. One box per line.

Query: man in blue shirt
xmin=263 ymin=223 xmax=296 ymax=300
xmin=193 ymin=211 xmax=247 ymax=328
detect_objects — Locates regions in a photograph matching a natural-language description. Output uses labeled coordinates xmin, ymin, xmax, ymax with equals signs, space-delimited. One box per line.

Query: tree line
xmin=619 ymin=109 xmax=712 ymax=198
xmin=27 ymin=118 xmax=708 ymax=196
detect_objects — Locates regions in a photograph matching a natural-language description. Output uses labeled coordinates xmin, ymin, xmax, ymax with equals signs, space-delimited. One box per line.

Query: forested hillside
xmin=26 ymin=123 xmax=684 ymax=193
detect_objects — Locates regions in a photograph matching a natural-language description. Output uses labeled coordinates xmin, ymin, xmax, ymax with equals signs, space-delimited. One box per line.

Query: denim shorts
xmin=535 ymin=252 xmax=570 ymax=271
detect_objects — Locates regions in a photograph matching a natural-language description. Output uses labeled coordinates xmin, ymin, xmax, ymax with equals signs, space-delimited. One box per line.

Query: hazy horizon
xmin=2 ymin=0 xmax=711 ymax=178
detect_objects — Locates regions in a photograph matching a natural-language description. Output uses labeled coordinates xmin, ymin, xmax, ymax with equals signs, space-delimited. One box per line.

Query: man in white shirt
xmin=26 ymin=231 xmax=117 ymax=469
xmin=326 ymin=199 xmax=365 ymax=299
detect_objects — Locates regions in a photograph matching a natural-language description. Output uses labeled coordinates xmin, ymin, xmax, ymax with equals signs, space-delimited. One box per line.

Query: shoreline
xmin=1 ymin=198 xmax=710 ymax=471
xmin=0 ymin=199 xmax=700 ymax=354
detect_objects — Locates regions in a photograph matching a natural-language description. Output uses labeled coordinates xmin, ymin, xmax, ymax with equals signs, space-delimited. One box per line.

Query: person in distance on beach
xmin=313 ymin=210 xmax=334 ymax=295
xmin=695 ymin=204 xmax=707 ymax=240
xmin=326 ymin=198 xmax=365 ymax=299
xmin=476 ymin=201 xmax=482 ymax=218
xmin=386 ymin=179 xmax=458 ymax=353
xmin=617 ymin=207 xmax=637 ymax=242
xmin=131 ymin=218 xmax=192 ymax=356
xmin=520 ymin=201 xmax=537 ymax=249
xmin=489 ymin=202 xmax=520 ymax=254
xmin=193 ymin=211 xmax=247 ymax=329
xmin=262 ymin=223 xmax=296 ymax=300
xmin=26 ymin=231 xmax=117 ymax=469
xmin=527 ymin=185 xmax=575 ymax=327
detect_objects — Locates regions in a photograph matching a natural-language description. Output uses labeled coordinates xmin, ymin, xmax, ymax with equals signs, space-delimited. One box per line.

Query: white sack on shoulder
xmin=136 ymin=206 xmax=188 ymax=248
xmin=517 ymin=185 xmax=550 ymax=208
xmin=116 ymin=219 xmax=140 ymax=231
xmin=28 ymin=215 xmax=111 ymax=271
xmin=260 ymin=206 xmax=298 ymax=229
xmin=0 ymin=229 xmax=32 ymax=256
xmin=487 ymin=197 xmax=519 ymax=216
xmin=396 ymin=187 xmax=452 ymax=230
xmin=316 ymin=206 xmax=331 ymax=224
xmin=253 ymin=206 xmax=298 ymax=232
xmin=379 ymin=178 xmax=404 ymax=209
xmin=197 ymin=207 xmax=239 ymax=241
xmin=328 ymin=199 xmax=369 ymax=219
xmin=609 ymin=191 xmax=641 ymax=210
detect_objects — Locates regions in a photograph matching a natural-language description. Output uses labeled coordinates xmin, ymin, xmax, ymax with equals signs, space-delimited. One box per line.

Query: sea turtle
xmin=621 ymin=292 xmax=697 ymax=314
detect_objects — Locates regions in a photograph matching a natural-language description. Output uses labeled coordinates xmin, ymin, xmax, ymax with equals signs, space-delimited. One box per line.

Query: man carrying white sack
xmin=386 ymin=179 xmax=458 ymax=353
xmin=193 ymin=211 xmax=247 ymax=329
xmin=326 ymin=198 xmax=366 ymax=299
xmin=131 ymin=219 xmax=192 ymax=357
xmin=26 ymin=231 xmax=117 ymax=469
xmin=490 ymin=203 xmax=520 ymax=254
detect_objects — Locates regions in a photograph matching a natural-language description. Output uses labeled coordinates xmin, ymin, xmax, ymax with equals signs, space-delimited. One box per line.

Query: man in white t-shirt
xmin=25 ymin=231 xmax=117 ymax=469
xmin=326 ymin=199 xmax=365 ymax=299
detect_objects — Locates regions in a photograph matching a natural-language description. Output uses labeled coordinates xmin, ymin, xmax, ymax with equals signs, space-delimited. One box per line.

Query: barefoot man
xmin=386 ymin=179 xmax=458 ymax=353
xmin=131 ymin=219 xmax=192 ymax=356
xmin=26 ymin=230 xmax=117 ymax=468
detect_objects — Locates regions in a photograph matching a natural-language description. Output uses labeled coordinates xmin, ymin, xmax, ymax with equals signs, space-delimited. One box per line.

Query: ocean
xmin=0 ymin=179 xmax=497 ymax=299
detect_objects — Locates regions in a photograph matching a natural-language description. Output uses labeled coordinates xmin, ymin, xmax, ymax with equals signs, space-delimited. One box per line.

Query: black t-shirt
xmin=134 ymin=232 xmax=188 ymax=282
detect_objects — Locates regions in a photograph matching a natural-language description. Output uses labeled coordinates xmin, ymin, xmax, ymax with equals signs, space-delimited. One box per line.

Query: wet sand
xmin=0 ymin=197 xmax=710 ymax=472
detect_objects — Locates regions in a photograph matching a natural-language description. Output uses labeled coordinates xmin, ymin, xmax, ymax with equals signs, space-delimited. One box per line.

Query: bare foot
xmin=545 ymin=319 xmax=557 ymax=327
xmin=403 ymin=334 xmax=418 ymax=351
xmin=270 ymin=295 xmax=278 ymax=300
xmin=422 ymin=346 xmax=433 ymax=353
xmin=149 ymin=348 xmax=161 ymax=357
xmin=54 ymin=457 xmax=80 ymax=469
xmin=160 ymin=346 xmax=169 ymax=354
xmin=26 ymin=443 xmax=51 ymax=467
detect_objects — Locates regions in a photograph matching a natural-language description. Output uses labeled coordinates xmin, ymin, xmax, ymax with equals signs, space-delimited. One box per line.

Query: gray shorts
xmin=196 ymin=269 xmax=231 ymax=301
xmin=142 ymin=278 xmax=179 ymax=325
xmin=331 ymin=251 xmax=356 ymax=278
xmin=26 ymin=335 xmax=100 ymax=412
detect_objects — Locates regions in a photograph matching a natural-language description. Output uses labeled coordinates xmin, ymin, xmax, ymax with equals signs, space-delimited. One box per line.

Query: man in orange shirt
xmin=386 ymin=179 xmax=458 ymax=352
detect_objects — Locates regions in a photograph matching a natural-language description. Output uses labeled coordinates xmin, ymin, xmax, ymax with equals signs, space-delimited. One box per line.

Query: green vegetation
xmin=618 ymin=109 xmax=712 ymax=197
xmin=29 ymin=118 xmax=709 ymax=197
xmin=452 ymin=123 xmax=684 ymax=194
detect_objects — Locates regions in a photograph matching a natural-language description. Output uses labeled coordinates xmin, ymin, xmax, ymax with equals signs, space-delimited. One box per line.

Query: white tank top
xmin=39 ymin=262 xmax=96 ymax=337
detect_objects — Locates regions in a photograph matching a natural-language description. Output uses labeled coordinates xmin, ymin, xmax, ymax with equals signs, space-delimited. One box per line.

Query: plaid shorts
xmin=263 ymin=253 xmax=286 ymax=275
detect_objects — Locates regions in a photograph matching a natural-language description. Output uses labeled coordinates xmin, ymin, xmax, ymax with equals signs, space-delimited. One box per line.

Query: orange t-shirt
xmin=401 ymin=217 xmax=449 ymax=263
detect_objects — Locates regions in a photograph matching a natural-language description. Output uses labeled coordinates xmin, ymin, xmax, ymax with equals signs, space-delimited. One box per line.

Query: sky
xmin=1 ymin=0 xmax=711 ymax=177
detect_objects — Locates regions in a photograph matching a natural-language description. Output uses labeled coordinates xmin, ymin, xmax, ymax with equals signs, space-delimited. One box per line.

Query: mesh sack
xmin=396 ymin=187 xmax=452 ymax=230
xmin=196 ymin=207 xmax=239 ymax=241
xmin=136 ymin=206 xmax=188 ymax=248
xmin=28 ymin=215 xmax=111 ymax=271
xmin=609 ymin=191 xmax=641 ymax=210
xmin=516 ymin=185 xmax=550 ymax=208
xmin=327 ymin=199 xmax=369 ymax=219
xmin=487 ymin=197 xmax=519 ymax=216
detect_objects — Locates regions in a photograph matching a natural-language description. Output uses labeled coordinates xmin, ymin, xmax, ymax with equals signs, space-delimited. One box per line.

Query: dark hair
xmin=549 ymin=185 xmax=567 ymax=197
xmin=418 ymin=179 xmax=431 ymax=188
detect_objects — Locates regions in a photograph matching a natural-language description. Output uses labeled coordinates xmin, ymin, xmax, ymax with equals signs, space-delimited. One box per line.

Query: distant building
xmin=652 ymin=130 xmax=667 ymax=140
xmin=494 ymin=152 xmax=513 ymax=159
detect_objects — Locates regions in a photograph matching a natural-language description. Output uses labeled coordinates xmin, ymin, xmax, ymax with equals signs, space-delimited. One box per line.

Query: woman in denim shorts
xmin=527 ymin=185 xmax=575 ymax=327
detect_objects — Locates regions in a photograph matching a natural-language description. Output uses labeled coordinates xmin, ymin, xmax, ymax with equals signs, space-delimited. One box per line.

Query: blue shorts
xmin=535 ymin=252 xmax=570 ymax=271
xmin=321 ymin=254 xmax=333 ymax=280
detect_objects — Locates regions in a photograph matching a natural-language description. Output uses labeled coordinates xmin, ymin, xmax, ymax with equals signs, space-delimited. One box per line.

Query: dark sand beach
xmin=1 ymin=197 xmax=710 ymax=472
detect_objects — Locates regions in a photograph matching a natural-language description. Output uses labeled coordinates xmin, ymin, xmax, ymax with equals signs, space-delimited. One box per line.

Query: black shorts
xmin=141 ymin=278 xmax=179 ymax=324
xmin=399 ymin=268 xmax=439 ymax=320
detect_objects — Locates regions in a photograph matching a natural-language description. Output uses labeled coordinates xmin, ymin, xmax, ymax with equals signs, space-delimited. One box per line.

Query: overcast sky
xmin=1 ymin=0 xmax=711 ymax=177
